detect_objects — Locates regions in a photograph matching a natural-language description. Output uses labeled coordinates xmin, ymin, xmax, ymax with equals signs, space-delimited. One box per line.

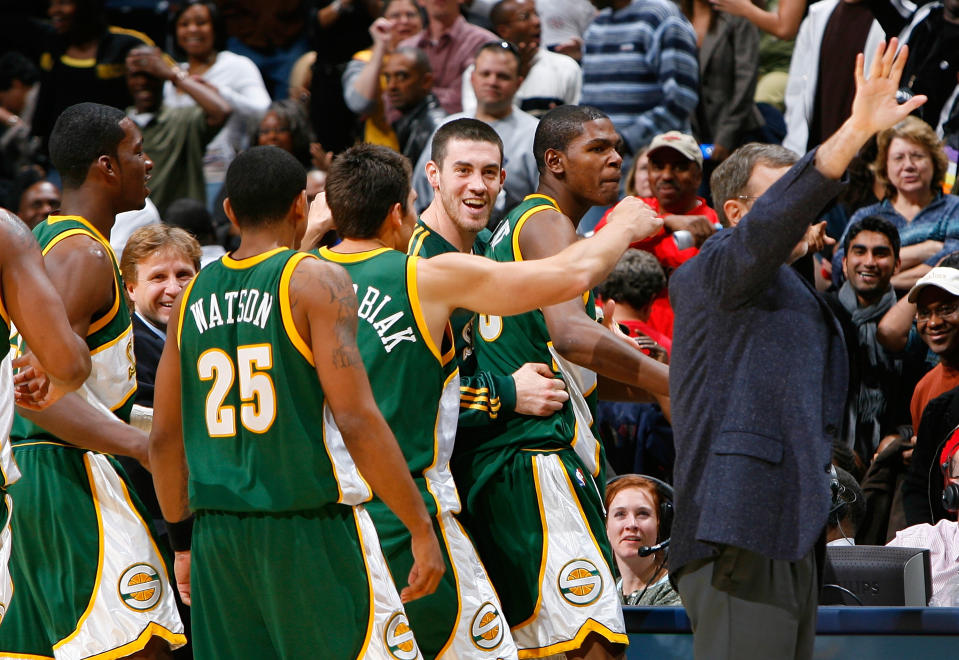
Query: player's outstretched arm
xmin=527 ymin=207 xmax=669 ymax=398
xmin=417 ymin=196 xmax=663 ymax=321
xmin=0 ymin=210 xmax=89 ymax=405
xmin=815 ymin=39 xmax=926 ymax=180
xmin=290 ymin=258 xmax=444 ymax=602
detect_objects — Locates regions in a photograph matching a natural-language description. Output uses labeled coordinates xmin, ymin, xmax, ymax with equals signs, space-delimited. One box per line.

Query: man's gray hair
xmin=710 ymin=143 xmax=799 ymax=227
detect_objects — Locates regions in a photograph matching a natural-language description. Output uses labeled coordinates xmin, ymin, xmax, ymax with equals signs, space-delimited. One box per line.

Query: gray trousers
xmin=676 ymin=545 xmax=818 ymax=660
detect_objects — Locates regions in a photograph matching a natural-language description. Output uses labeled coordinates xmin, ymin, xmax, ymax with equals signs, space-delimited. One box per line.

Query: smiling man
xmin=827 ymin=216 xmax=921 ymax=461
xmin=412 ymin=41 xmax=539 ymax=223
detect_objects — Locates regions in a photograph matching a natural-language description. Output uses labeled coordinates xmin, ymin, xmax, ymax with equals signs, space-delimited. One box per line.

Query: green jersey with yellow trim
xmin=177 ymin=248 xmax=372 ymax=513
xmin=407 ymin=219 xmax=518 ymax=426
xmin=11 ymin=215 xmax=137 ymax=445
xmin=315 ymin=246 xmax=461 ymax=517
xmin=469 ymin=195 xmax=604 ymax=480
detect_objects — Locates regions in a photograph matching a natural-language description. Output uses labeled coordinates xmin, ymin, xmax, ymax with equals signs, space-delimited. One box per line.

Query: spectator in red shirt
xmin=596 ymin=130 xmax=719 ymax=270
xmin=597 ymin=248 xmax=672 ymax=353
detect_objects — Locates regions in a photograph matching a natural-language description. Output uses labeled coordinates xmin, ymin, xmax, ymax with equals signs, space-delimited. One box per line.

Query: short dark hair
xmin=224 ymin=146 xmax=306 ymax=228
xmin=165 ymin=197 xmax=216 ymax=244
xmin=710 ymin=143 xmax=799 ymax=227
xmin=390 ymin=46 xmax=432 ymax=75
xmin=842 ymin=216 xmax=901 ymax=260
xmin=325 ymin=143 xmax=412 ymax=239
xmin=49 ymin=103 xmax=127 ymax=189
xmin=430 ymin=118 xmax=503 ymax=168
xmin=474 ymin=40 xmax=521 ymax=72
xmin=170 ymin=1 xmax=227 ymax=57
xmin=533 ymin=105 xmax=609 ymax=173
xmin=596 ymin=249 xmax=666 ymax=311
xmin=940 ymin=252 xmax=959 ymax=269
xmin=255 ymin=99 xmax=315 ymax=167
xmin=489 ymin=0 xmax=516 ymax=27
xmin=0 ymin=52 xmax=39 ymax=91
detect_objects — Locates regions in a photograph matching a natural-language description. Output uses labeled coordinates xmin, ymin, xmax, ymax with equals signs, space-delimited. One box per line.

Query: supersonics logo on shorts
xmin=117 ymin=563 xmax=162 ymax=612
xmin=558 ymin=559 xmax=602 ymax=606
xmin=384 ymin=611 xmax=418 ymax=660
xmin=470 ymin=601 xmax=505 ymax=650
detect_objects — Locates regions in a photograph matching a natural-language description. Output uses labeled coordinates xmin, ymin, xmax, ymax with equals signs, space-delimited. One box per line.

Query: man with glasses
xmin=413 ymin=40 xmax=539 ymax=224
xmin=669 ymin=41 xmax=925 ymax=659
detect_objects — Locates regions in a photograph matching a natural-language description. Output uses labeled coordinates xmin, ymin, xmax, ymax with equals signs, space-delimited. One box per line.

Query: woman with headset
xmin=605 ymin=475 xmax=683 ymax=606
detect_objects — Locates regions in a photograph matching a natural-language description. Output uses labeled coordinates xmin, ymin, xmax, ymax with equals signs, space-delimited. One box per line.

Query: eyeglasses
xmin=478 ymin=40 xmax=520 ymax=58
xmin=917 ymin=303 xmax=959 ymax=322
xmin=736 ymin=195 xmax=761 ymax=201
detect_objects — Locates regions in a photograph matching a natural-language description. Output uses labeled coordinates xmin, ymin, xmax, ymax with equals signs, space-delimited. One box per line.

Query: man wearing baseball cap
xmin=595 ymin=130 xmax=719 ymax=271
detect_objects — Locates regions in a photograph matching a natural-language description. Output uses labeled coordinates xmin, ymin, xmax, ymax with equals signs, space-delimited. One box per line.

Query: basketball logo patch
xmin=470 ymin=601 xmax=505 ymax=650
xmin=558 ymin=559 xmax=602 ymax=606
xmin=118 ymin=563 xmax=162 ymax=611
xmin=384 ymin=611 xmax=418 ymax=660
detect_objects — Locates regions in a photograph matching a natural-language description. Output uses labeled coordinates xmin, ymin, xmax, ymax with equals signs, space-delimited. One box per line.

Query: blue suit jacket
xmin=668 ymin=150 xmax=848 ymax=574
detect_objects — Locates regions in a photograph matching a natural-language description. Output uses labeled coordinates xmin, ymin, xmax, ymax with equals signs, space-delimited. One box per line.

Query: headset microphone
xmin=638 ymin=539 xmax=670 ymax=557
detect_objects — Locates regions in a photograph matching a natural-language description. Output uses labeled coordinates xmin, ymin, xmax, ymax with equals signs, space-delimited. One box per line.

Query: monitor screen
xmin=820 ymin=546 xmax=932 ymax=606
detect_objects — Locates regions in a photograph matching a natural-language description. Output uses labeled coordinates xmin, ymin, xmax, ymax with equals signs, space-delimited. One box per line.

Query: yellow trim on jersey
xmin=317 ymin=246 xmax=392 ymax=263
xmin=110 ymin=381 xmax=137 ymax=414
xmin=41 ymin=218 xmax=121 ymax=335
xmin=279 ymin=252 xmax=316 ymax=366
xmin=55 ymin=455 xmax=106 ymax=650
xmin=525 ymin=193 xmax=560 ymax=207
xmin=175 ymin=274 xmax=200 ymax=348
xmin=108 ymin=25 xmax=155 ymax=46
xmin=515 ymin=620 xmax=628 ymax=659
xmin=408 ymin=225 xmax=430 ymax=256
xmin=88 ymin=323 xmax=133 ymax=356
xmin=10 ymin=440 xmax=71 ymax=449
xmin=0 ymin=291 xmax=9 ymax=328
xmin=423 ymin=369 xmax=459 ymax=517
xmin=1 ymin=653 xmax=54 ymax=659
xmin=513 ymin=456 xmax=550 ymax=630
xmin=432 ymin=513 xmax=465 ymax=657
xmin=221 ymin=247 xmax=286 ymax=270
xmin=510 ymin=201 xmax=558 ymax=262
xmin=352 ymin=508 xmax=378 ymax=657
xmin=81 ymin=622 xmax=186 ymax=660
xmin=60 ymin=55 xmax=95 ymax=67
xmin=406 ymin=256 xmax=444 ymax=363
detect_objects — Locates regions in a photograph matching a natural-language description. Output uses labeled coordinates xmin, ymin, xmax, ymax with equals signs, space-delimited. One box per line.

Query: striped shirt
xmin=580 ymin=0 xmax=699 ymax=154
xmin=888 ymin=519 xmax=959 ymax=603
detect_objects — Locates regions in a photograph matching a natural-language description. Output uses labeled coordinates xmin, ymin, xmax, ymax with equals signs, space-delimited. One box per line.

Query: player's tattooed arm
xmin=290 ymin=258 xmax=363 ymax=369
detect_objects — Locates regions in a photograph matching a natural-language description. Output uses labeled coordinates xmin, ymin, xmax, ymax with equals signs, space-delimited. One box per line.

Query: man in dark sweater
xmin=669 ymin=41 xmax=925 ymax=659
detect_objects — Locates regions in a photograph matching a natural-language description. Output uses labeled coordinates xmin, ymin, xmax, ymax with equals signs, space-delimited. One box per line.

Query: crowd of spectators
xmin=2 ymin=0 xmax=959 ymax=633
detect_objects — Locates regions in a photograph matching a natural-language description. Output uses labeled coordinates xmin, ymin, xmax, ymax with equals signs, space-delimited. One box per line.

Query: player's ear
xmin=426 ymin=160 xmax=440 ymax=190
xmin=544 ymin=147 xmax=564 ymax=176
xmin=94 ymin=155 xmax=116 ymax=183
xmin=223 ymin=198 xmax=241 ymax=233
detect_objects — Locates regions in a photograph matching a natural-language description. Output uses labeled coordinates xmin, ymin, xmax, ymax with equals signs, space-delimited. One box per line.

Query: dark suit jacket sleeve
xmin=692 ymin=150 xmax=844 ymax=310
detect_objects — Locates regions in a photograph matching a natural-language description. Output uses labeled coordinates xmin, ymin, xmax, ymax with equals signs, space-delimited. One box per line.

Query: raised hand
xmin=606 ymin=196 xmax=664 ymax=244
xmin=849 ymin=39 xmax=927 ymax=136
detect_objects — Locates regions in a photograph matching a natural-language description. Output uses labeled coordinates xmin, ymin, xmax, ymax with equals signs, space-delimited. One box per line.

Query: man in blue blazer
xmin=668 ymin=39 xmax=926 ymax=659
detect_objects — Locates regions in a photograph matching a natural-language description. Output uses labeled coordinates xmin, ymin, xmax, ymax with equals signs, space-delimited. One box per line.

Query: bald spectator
xmin=399 ymin=0 xmax=498 ymax=113
xmin=462 ymin=0 xmax=582 ymax=117
xmin=384 ymin=47 xmax=447 ymax=160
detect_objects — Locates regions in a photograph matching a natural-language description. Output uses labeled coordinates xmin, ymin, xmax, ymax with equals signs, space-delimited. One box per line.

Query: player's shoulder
xmin=0 ymin=209 xmax=36 ymax=258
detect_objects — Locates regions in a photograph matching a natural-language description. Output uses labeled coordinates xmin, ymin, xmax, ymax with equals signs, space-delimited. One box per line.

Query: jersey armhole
xmin=279 ymin=252 xmax=319 ymax=366
xmin=511 ymin=204 xmax=557 ymax=262
xmin=405 ymin=256 xmax=454 ymax=364
xmin=175 ymin=274 xmax=201 ymax=349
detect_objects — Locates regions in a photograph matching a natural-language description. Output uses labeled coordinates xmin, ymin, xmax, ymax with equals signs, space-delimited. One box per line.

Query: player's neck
xmin=333 ymin=237 xmax=394 ymax=253
xmin=422 ymin=202 xmax=477 ymax=253
xmin=536 ymin=180 xmax=587 ymax=228
xmin=58 ymin=189 xmax=117 ymax=237
xmin=231 ymin=229 xmax=292 ymax=260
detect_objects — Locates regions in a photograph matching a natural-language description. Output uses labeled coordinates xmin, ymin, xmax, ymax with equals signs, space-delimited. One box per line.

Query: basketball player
xmin=464 ymin=105 xmax=671 ymax=659
xmin=314 ymin=140 xmax=661 ymax=659
xmin=0 ymin=103 xmax=185 ymax=658
xmin=149 ymin=145 xmax=444 ymax=659
xmin=0 ymin=208 xmax=91 ymax=627
xmin=407 ymin=119 xmax=569 ymax=433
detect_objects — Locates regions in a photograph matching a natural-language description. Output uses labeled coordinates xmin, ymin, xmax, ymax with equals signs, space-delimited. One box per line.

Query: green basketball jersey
xmin=471 ymin=194 xmax=604 ymax=477
xmin=11 ymin=215 xmax=137 ymax=445
xmin=315 ymin=246 xmax=460 ymax=517
xmin=177 ymin=248 xmax=371 ymax=513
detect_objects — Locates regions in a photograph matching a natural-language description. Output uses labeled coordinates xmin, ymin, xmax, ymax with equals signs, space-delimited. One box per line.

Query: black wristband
xmin=166 ymin=515 xmax=194 ymax=552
